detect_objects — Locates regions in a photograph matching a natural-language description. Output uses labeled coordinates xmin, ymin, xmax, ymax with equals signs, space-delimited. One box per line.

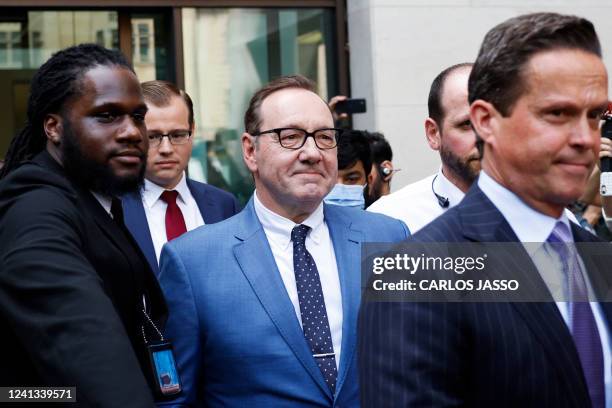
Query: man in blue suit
xmin=158 ymin=75 xmax=409 ymax=407
xmin=123 ymin=81 xmax=239 ymax=276
xmin=360 ymin=13 xmax=611 ymax=407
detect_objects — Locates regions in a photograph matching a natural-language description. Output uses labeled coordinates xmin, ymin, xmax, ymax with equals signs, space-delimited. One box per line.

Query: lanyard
xmin=141 ymin=294 xmax=164 ymax=344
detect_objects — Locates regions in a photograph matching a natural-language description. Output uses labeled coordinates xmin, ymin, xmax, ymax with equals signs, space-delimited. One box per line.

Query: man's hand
xmin=598 ymin=136 xmax=612 ymax=170
xmin=328 ymin=95 xmax=349 ymax=122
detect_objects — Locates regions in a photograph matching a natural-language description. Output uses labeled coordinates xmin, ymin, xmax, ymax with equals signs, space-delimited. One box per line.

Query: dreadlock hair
xmin=0 ymin=43 xmax=133 ymax=179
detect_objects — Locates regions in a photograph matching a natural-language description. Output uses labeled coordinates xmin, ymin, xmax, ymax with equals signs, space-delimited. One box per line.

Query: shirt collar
xmin=435 ymin=167 xmax=466 ymax=207
xmin=477 ymin=170 xmax=571 ymax=254
xmin=91 ymin=191 xmax=112 ymax=216
xmin=253 ymin=191 xmax=325 ymax=250
xmin=142 ymin=172 xmax=188 ymax=209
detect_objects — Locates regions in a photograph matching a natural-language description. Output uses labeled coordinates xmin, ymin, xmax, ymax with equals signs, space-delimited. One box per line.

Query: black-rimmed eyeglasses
xmin=148 ymin=130 xmax=192 ymax=147
xmin=251 ymin=127 xmax=341 ymax=150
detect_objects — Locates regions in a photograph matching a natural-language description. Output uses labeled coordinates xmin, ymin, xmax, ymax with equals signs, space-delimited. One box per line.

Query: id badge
xmin=147 ymin=342 xmax=182 ymax=398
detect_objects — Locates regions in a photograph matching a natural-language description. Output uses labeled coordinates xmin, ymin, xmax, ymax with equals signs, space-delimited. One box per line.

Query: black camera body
xmin=601 ymin=114 xmax=612 ymax=172
xmin=335 ymin=98 xmax=367 ymax=115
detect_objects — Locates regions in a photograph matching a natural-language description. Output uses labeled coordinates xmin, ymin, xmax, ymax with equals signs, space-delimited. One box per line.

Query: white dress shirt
xmin=253 ymin=192 xmax=343 ymax=369
xmin=142 ymin=173 xmax=205 ymax=263
xmin=369 ymin=167 xmax=579 ymax=234
xmin=368 ymin=168 xmax=467 ymax=233
xmin=479 ymin=171 xmax=611 ymax=407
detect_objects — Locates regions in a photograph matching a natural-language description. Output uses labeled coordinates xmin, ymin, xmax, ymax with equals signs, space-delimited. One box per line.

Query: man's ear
xmin=43 ymin=114 xmax=63 ymax=145
xmin=425 ymin=118 xmax=441 ymax=151
xmin=379 ymin=160 xmax=393 ymax=181
xmin=241 ymin=132 xmax=258 ymax=173
xmin=470 ymin=100 xmax=499 ymax=148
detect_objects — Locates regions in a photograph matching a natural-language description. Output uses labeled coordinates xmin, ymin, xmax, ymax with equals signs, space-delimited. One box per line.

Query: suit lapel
xmin=81 ymin=190 xmax=143 ymax=275
xmin=35 ymin=152 xmax=166 ymax=323
xmin=37 ymin=152 xmax=138 ymax=268
xmin=232 ymin=200 xmax=333 ymax=399
xmin=187 ymin=179 xmax=218 ymax=224
xmin=458 ymin=186 xmax=588 ymax=397
xmin=459 ymin=187 xmax=555 ymax=299
xmin=122 ymin=191 xmax=159 ymax=276
xmin=324 ymin=205 xmax=362 ymax=398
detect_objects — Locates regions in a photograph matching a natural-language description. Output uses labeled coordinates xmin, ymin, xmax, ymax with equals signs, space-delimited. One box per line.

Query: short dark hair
xmin=428 ymin=63 xmax=473 ymax=126
xmin=364 ymin=131 xmax=392 ymax=164
xmin=142 ymin=80 xmax=194 ymax=129
xmin=244 ymin=75 xmax=320 ymax=135
xmin=0 ymin=43 xmax=132 ymax=178
xmin=469 ymin=12 xmax=601 ymax=116
xmin=337 ymin=130 xmax=372 ymax=176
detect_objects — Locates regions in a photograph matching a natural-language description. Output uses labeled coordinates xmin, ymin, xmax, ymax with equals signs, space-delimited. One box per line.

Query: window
xmin=0 ymin=23 xmax=22 ymax=68
xmin=182 ymin=7 xmax=338 ymax=203
xmin=0 ymin=11 xmax=118 ymax=157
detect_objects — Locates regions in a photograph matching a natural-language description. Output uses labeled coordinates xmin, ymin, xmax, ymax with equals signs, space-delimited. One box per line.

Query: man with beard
xmin=368 ymin=63 xmax=479 ymax=233
xmin=0 ymin=44 xmax=167 ymax=407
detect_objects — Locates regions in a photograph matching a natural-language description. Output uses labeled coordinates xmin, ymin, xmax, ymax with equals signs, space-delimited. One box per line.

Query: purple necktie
xmin=547 ymin=221 xmax=604 ymax=408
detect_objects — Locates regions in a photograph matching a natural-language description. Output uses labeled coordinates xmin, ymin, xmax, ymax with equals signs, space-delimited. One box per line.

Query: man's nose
xmin=299 ymin=136 xmax=323 ymax=162
xmin=117 ymin=116 xmax=144 ymax=143
xmin=570 ymin=115 xmax=598 ymax=149
xmin=158 ymin=135 xmax=174 ymax=154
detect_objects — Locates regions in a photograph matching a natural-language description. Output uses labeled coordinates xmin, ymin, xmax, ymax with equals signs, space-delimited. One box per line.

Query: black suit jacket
xmin=359 ymin=184 xmax=612 ymax=407
xmin=0 ymin=151 xmax=167 ymax=407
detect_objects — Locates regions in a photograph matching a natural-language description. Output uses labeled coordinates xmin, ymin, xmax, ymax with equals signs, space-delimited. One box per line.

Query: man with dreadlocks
xmin=0 ymin=44 xmax=168 ymax=406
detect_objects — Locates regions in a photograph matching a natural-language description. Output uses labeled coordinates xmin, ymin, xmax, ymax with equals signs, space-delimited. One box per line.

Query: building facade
xmin=5 ymin=1 xmax=611 ymax=197
xmin=348 ymin=0 xmax=612 ymax=189
xmin=0 ymin=0 xmax=348 ymax=202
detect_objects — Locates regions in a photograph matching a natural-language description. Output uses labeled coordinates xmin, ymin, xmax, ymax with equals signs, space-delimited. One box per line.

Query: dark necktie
xmin=547 ymin=222 xmax=604 ymax=408
xmin=291 ymin=224 xmax=338 ymax=392
xmin=110 ymin=197 xmax=125 ymax=227
xmin=160 ymin=190 xmax=187 ymax=241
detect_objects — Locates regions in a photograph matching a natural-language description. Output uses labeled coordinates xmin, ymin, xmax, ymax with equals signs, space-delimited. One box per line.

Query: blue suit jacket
xmin=123 ymin=179 xmax=240 ymax=276
xmin=158 ymin=199 xmax=409 ymax=407
xmin=359 ymin=184 xmax=612 ymax=407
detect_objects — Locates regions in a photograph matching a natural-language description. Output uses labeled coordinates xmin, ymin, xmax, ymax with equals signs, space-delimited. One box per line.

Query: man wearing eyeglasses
xmin=122 ymin=80 xmax=240 ymax=276
xmin=157 ymin=75 xmax=409 ymax=407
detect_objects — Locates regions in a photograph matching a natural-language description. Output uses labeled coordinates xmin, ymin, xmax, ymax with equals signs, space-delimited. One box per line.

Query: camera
xmin=334 ymin=98 xmax=367 ymax=115
xmin=601 ymin=112 xmax=612 ymax=172
xmin=600 ymin=109 xmax=612 ymax=196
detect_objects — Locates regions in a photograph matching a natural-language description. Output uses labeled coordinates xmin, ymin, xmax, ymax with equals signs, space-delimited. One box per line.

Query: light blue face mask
xmin=324 ymin=183 xmax=366 ymax=209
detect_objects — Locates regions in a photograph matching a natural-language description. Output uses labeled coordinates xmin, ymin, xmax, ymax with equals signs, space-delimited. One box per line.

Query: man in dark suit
xmin=122 ymin=81 xmax=239 ymax=276
xmin=0 ymin=44 xmax=167 ymax=407
xmin=360 ymin=13 xmax=611 ymax=407
xmin=158 ymin=75 xmax=410 ymax=407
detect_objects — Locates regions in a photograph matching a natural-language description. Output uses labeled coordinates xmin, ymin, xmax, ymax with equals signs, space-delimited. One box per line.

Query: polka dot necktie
xmin=291 ymin=224 xmax=338 ymax=392
xmin=160 ymin=190 xmax=187 ymax=241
